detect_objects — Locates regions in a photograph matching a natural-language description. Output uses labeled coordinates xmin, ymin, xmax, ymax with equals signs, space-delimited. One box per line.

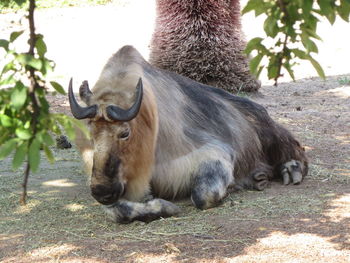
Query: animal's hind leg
xmin=280 ymin=160 xmax=304 ymax=185
xmin=252 ymin=171 xmax=269 ymax=191
xmin=103 ymin=199 xmax=181 ymax=224
xmin=251 ymin=163 xmax=273 ymax=191
xmin=191 ymin=160 xmax=233 ymax=210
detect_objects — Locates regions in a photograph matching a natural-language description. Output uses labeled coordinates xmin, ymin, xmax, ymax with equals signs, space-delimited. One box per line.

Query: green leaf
xmin=249 ymin=53 xmax=264 ymax=76
xmin=0 ymin=39 xmax=9 ymax=51
xmin=308 ymin=56 xmax=326 ymax=79
xmin=0 ymin=138 xmax=17 ymax=160
xmin=337 ymin=0 xmax=350 ymax=22
xmin=70 ymin=117 xmax=90 ymax=140
xmin=286 ymin=3 xmax=300 ymax=22
xmin=1 ymin=61 xmax=15 ymax=75
xmin=0 ymin=73 xmax=16 ymax=85
xmin=263 ymin=16 xmax=279 ymax=37
xmin=15 ymin=128 xmax=32 ymax=140
xmin=283 ymin=62 xmax=296 ymax=81
xmin=242 ymin=0 xmax=268 ymax=16
xmin=245 ymin=37 xmax=263 ymax=54
xmin=14 ymin=0 xmax=26 ymax=6
xmin=255 ymin=5 xmax=269 ymax=16
xmin=326 ymin=11 xmax=336 ymax=24
xmin=0 ymin=131 xmax=10 ymax=145
xmin=41 ymin=60 xmax=54 ymax=76
xmin=242 ymin=0 xmax=259 ymax=15
xmin=267 ymin=63 xmax=279 ymax=80
xmin=53 ymin=114 xmax=90 ymax=141
xmin=0 ymin=114 xmax=12 ymax=127
xmin=256 ymin=66 xmax=264 ymax=78
xmin=12 ymin=141 xmax=28 ymax=170
xmin=65 ymin=122 xmax=75 ymax=140
xmin=29 ymin=138 xmax=41 ymax=172
xmin=50 ymin=81 xmax=66 ymax=95
xmin=304 ymin=28 xmax=322 ymax=41
xmin=16 ymin=54 xmax=43 ymax=70
xmin=42 ymin=132 xmax=55 ymax=146
xmin=11 ymin=82 xmax=27 ymax=110
xmin=38 ymin=95 xmax=50 ymax=113
xmin=302 ymin=0 xmax=314 ymax=17
xmin=292 ymin=49 xmax=308 ymax=59
xmin=35 ymin=35 xmax=47 ymax=57
xmin=43 ymin=145 xmax=55 ymax=164
xmin=24 ymin=121 xmax=30 ymax=129
xmin=318 ymin=0 xmax=334 ymax=14
xmin=46 ymin=60 xmax=54 ymax=71
xmin=318 ymin=0 xmax=336 ymax=24
xmin=301 ymin=33 xmax=319 ymax=53
xmin=10 ymin=30 xmax=24 ymax=43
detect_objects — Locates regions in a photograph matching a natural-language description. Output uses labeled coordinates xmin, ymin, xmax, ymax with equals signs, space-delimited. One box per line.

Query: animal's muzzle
xmin=90 ymin=182 xmax=124 ymax=205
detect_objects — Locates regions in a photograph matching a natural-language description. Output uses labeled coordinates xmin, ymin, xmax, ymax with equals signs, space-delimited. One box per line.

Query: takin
xmin=68 ymin=45 xmax=308 ymax=223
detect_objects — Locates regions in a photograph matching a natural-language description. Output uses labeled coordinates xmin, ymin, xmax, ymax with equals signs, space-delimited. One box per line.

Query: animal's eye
xmin=118 ymin=130 xmax=130 ymax=140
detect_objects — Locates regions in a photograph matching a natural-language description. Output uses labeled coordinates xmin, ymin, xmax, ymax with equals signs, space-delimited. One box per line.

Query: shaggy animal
xmin=149 ymin=0 xmax=260 ymax=92
xmin=69 ymin=46 xmax=308 ymax=223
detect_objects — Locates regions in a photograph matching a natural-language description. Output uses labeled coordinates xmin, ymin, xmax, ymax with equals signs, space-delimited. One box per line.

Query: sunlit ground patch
xmin=65 ymin=203 xmax=85 ymax=212
xmin=223 ymin=232 xmax=349 ymax=263
xmin=0 ymin=233 xmax=23 ymax=241
xmin=13 ymin=198 xmax=41 ymax=215
xmin=324 ymin=194 xmax=350 ymax=223
xmin=42 ymin=179 xmax=77 ymax=187
xmin=28 ymin=243 xmax=78 ymax=258
xmin=327 ymin=86 xmax=350 ymax=98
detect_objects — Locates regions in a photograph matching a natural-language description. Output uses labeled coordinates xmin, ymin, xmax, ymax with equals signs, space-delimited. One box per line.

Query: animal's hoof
xmin=253 ymin=172 xmax=269 ymax=191
xmin=154 ymin=199 xmax=181 ymax=217
xmin=281 ymin=160 xmax=303 ymax=185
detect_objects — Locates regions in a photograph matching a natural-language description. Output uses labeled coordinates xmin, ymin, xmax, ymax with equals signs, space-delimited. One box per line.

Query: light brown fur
xmin=76 ymin=57 xmax=159 ymax=202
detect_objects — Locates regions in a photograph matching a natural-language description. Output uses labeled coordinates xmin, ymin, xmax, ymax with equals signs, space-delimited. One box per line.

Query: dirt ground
xmin=0 ymin=1 xmax=349 ymax=262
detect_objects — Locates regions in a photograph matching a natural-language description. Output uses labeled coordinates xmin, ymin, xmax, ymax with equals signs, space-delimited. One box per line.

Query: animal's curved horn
xmin=68 ymin=78 xmax=97 ymax=119
xmin=106 ymin=78 xmax=143 ymax=122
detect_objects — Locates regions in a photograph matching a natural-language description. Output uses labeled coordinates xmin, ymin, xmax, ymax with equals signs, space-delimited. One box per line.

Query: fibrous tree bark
xmin=149 ymin=0 xmax=260 ymax=93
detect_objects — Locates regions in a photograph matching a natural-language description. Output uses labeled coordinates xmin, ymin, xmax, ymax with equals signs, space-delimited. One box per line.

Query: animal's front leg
xmin=103 ymin=199 xmax=181 ymax=224
xmin=191 ymin=160 xmax=233 ymax=209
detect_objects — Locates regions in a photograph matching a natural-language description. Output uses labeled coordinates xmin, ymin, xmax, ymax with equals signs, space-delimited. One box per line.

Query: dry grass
xmin=0 ymin=144 xmax=344 ymax=254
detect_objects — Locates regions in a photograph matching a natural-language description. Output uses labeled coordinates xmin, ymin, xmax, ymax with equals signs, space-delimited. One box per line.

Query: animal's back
xmin=96 ymin=46 xmax=306 ymax=199
xmin=141 ymin=61 xmax=264 ymax=198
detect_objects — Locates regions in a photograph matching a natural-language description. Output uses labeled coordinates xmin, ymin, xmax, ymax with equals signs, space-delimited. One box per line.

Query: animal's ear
xmin=79 ymin=80 xmax=93 ymax=105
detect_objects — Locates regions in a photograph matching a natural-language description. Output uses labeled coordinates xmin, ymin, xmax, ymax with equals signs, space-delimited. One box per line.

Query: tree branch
xmin=274 ymin=0 xmax=290 ymax=86
xmin=21 ymin=0 xmax=40 ymax=205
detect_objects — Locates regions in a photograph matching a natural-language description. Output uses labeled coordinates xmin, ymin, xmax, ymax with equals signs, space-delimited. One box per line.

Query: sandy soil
xmin=0 ymin=1 xmax=349 ymax=262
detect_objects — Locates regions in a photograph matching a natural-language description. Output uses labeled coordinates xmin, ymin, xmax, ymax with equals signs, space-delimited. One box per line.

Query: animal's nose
xmin=90 ymin=183 xmax=124 ymax=205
